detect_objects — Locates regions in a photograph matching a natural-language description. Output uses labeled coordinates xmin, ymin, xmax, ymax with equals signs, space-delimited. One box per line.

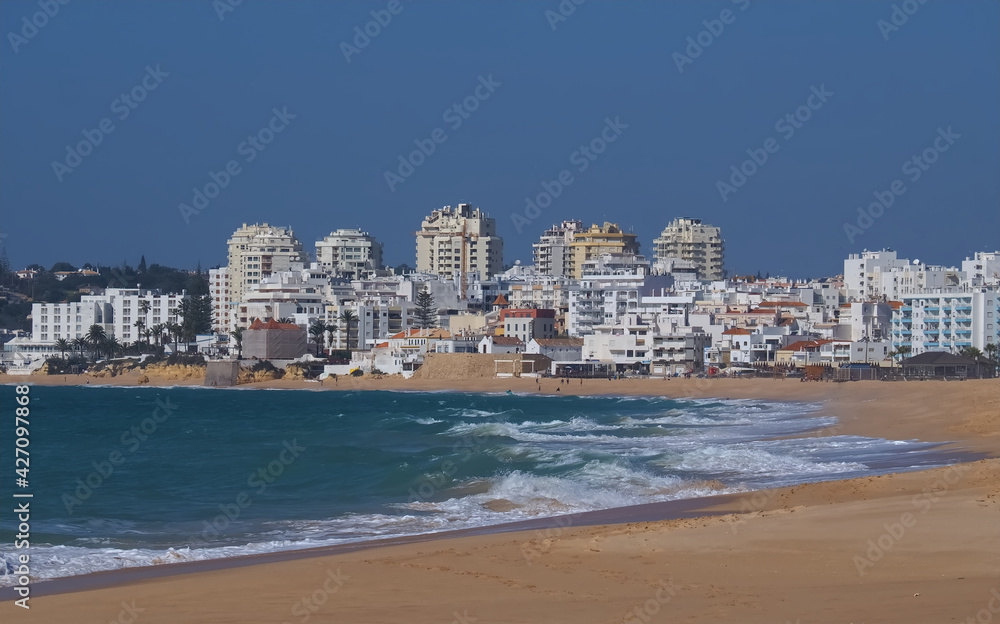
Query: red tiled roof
xmin=248 ymin=319 xmax=301 ymax=330
xmin=722 ymin=328 xmax=752 ymax=335
xmin=490 ymin=336 xmax=524 ymax=345
xmin=532 ymin=338 xmax=583 ymax=346
xmin=779 ymin=340 xmax=821 ymax=352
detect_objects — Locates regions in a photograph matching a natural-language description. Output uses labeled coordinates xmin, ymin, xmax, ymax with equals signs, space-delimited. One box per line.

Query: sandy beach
xmin=3 ymin=375 xmax=999 ymax=623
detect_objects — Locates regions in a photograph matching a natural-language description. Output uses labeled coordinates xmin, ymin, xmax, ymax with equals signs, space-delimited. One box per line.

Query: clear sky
xmin=2 ymin=0 xmax=997 ymax=278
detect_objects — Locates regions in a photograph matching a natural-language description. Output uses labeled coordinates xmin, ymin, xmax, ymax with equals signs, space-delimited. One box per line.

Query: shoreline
xmin=12 ymin=373 xmax=1000 ymax=453
xmin=3 ymin=376 xmax=998 ymax=622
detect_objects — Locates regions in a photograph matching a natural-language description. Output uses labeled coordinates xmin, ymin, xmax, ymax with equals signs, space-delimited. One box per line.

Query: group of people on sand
xmin=532 ymin=378 xmax=584 ymax=392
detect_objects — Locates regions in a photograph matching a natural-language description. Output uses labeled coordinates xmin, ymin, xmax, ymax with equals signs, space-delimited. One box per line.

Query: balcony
xmin=901 ymin=306 xmax=912 ymax=312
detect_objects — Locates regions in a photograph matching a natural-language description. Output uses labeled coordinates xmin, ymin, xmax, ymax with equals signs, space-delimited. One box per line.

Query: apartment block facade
xmin=226 ymin=223 xmax=306 ymax=305
xmin=415 ymin=204 xmax=504 ymax=279
xmin=652 ymin=218 xmax=725 ymax=281
xmin=568 ymin=223 xmax=639 ymax=279
xmin=316 ymin=228 xmax=383 ymax=279
xmin=533 ymin=220 xmax=582 ymax=277
xmin=892 ymin=289 xmax=999 ymax=355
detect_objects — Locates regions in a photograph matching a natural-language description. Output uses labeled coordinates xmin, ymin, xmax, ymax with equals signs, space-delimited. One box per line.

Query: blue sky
xmin=2 ymin=0 xmax=997 ymax=278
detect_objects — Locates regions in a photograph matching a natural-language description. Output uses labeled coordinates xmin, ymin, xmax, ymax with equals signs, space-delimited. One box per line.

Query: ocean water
xmin=0 ymin=385 xmax=963 ymax=585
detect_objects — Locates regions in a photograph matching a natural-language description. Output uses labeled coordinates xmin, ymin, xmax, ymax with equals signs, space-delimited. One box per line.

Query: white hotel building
xmin=316 ymin=228 xmax=383 ymax=280
xmin=891 ymin=289 xmax=999 ymax=355
xmin=32 ymin=289 xmax=187 ymax=344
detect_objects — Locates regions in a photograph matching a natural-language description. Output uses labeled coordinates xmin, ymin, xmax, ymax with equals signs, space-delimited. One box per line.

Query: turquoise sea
xmin=0 ymin=385 xmax=964 ymax=584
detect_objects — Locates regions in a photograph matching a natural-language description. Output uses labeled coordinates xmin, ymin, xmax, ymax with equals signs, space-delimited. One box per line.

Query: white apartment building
xmin=568 ymin=255 xmax=649 ymax=336
xmin=507 ymin=275 xmax=573 ymax=313
xmin=533 ymin=220 xmax=582 ymax=277
xmin=32 ymin=289 xmax=186 ymax=344
xmin=502 ymin=310 xmax=556 ymax=343
xmin=843 ymin=249 xmax=909 ymax=300
xmin=209 ymin=267 xmax=231 ymax=334
xmin=415 ymin=203 xmax=504 ymax=279
xmin=653 ymin=218 xmax=725 ymax=281
xmin=323 ymin=302 xmax=416 ymax=351
xmin=109 ymin=289 xmax=187 ymax=343
xmin=315 ymin=229 xmax=383 ymax=280
xmin=32 ymin=301 xmax=110 ymax=343
xmin=867 ymin=262 xmax=964 ymax=301
xmin=234 ymin=265 xmax=330 ymax=330
xmin=963 ymin=251 xmax=1000 ymax=287
xmin=892 ymin=289 xmax=999 ymax=355
xmin=227 ymin=223 xmax=306 ymax=304
xmin=838 ymin=301 xmax=893 ymax=341
xmin=583 ymin=314 xmax=653 ymax=365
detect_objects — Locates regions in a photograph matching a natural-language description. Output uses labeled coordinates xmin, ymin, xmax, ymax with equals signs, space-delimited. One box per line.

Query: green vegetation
xmin=414 ymin=285 xmax=436 ymax=329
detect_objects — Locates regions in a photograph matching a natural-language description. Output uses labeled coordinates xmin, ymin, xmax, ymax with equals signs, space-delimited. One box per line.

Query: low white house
xmin=478 ymin=335 xmax=524 ymax=354
xmin=526 ymin=338 xmax=583 ymax=361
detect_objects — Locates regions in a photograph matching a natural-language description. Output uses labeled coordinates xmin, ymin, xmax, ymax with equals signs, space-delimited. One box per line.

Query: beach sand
xmin=3 ymin=375 xmax=999 ymax=623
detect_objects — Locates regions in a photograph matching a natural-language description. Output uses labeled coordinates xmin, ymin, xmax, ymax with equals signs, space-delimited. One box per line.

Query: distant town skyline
xmin=2 ymin=1 xmax=997 ymax=277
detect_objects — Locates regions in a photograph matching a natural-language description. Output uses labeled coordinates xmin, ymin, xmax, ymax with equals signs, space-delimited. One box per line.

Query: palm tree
xmin=138 ymin=301 xmax=151 ymax=343
xmin=230 ymin=326 xmax=244 ymax=359
xmin=326 ymin=322 xmax=338 ymax=351
xmin=338 ymin=310 xmax=357 ymax=352
xmin=889 ymin=345 xmax=911 ymax=367
xmin=958 ymin=346 xmax=983 ymax=360
xmin=151 ymin=323 xmax=166 ymax=347
xmin=86 ymin=325 xmax=107 ymax=361
xmin=134 ymin=319 xmax=146 ymax=347
xmin=71 ymin=337 xmax=87 ymax=358
xmin=309 ymin=319 xmax=328 ymax=356
xmin=54 ymin=338 xmax=70 ymax=360
xmin=985 ymin=343 xmax=998 ymax=362
xmin=166 ymin=322 xmax=182 ymax=354
xmin=104 ymin=336 xmax=123 ymax=359
xmin=278 ymin=317 xmax=294 ymax=324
